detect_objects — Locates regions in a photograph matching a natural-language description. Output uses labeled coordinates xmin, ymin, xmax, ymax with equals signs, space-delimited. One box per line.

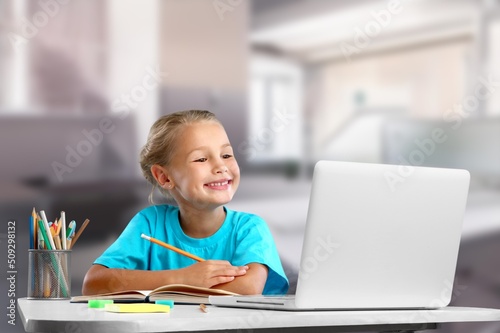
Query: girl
xmin=82 ymin=110 xmax=289 ymax=295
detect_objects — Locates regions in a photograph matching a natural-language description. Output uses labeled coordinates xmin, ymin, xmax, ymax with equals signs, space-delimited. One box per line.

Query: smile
xmin=205 ymin=179 xmax=232 ymax=188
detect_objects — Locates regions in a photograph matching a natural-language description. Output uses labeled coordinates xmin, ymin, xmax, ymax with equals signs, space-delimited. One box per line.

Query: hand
xmin=176 ymin=260 xmax=248 ymax=288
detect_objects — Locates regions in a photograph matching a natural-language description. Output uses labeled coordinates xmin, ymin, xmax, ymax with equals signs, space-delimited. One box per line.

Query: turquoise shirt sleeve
xmin=230 ymin=212 xmax=289 ymax=295
xmin=94 ymin=209 xmax=153 ymax=270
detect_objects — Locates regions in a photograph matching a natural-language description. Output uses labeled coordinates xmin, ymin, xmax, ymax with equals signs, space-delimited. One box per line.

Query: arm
xmin=82 ymin=261 xmax=248 ymax=295
xmin=226 ymin=212 xmax=289 ymax=295
xmin=213 ymin=263 xmax=268 ymax=295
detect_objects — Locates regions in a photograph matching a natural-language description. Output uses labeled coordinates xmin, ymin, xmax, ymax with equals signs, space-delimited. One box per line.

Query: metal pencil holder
xmin=27 ymin=250 xmax=71 ymax=299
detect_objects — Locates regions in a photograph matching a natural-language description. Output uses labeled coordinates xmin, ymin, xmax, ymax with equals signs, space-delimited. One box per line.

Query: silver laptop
xmin=210 ymin=160 xmax=470 ymax=311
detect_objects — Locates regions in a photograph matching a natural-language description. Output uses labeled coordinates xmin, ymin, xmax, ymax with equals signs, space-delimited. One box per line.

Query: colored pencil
xmin=60 ymin=211 xmax=67 ymax=250
xmin=40 ymin=210 xmax=56 ymax=250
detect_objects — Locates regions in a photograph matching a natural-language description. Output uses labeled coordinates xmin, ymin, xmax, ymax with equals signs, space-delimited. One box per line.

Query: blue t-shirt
xmin=94 ymin=205 xmax=289 ymax=295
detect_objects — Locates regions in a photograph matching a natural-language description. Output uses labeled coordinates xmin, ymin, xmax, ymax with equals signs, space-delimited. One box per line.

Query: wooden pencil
xmin=69 ymin=219 xmax=90 ymax=249
xmin=141 ymin=234 xmax=205 ymax=262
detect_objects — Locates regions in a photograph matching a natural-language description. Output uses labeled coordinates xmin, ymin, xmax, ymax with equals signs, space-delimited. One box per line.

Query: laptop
xmin=210 ymin=160 xmax=470 ymax=311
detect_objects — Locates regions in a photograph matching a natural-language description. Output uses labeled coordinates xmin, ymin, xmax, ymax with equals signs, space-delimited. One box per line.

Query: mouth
xmin=204 ymin=179 xmax=232 ymax=189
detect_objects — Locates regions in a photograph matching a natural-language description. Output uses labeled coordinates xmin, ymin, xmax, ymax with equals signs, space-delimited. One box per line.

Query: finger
xmin=210 ymin=275 xmax=235 ymax=286
xmin=231 ymin=266 xmax=249 ymax=274
xmin=216 ymin=267 xmax=248 ymax=277
xmin=235 ymin=267 xmax=248 ymax=275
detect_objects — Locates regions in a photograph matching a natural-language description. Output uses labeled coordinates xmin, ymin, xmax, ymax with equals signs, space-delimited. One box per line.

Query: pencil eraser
xmin=88 ymin=300 xmax=114 ymax=308
xmin=155 ymin=300 xmax=174 ymax=308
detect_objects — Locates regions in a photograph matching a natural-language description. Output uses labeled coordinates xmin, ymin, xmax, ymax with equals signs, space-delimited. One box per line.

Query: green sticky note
xmin=88 ymin=300 xmax=114 ymax=308
xmin=155 ymin=300 xmax=174 ymax=308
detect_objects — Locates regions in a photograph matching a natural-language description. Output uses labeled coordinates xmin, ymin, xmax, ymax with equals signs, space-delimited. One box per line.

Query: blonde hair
xmin=140 ymin=110 xmax=221 ymax=203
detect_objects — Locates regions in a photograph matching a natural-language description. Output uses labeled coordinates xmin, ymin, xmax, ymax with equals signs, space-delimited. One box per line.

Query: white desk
xmin=17 ymin=298 xmax=500 ymax=333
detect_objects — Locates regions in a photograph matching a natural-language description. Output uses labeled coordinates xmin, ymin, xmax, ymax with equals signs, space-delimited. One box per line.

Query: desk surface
xmin=18 ymin=298 xmax=500 ymax=333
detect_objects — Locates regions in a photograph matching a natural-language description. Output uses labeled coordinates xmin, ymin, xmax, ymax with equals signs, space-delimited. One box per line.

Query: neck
xmin=178 ymin=205 xmax=226 ymax=238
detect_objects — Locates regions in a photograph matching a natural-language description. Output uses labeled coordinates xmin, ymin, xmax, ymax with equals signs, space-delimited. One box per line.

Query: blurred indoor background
xmin=1 ymin=1 xmax=499 ymax=332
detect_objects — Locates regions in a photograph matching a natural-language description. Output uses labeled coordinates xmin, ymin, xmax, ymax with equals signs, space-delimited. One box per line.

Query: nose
xmin=214 ymin=159 xmax=228 ymax=174
xmin=216 ymin=165 xmax=228 ymax=174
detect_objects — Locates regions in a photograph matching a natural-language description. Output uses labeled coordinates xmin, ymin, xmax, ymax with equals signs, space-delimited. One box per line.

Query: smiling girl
xmin=82 ymin=110 xmax=289 ymax=296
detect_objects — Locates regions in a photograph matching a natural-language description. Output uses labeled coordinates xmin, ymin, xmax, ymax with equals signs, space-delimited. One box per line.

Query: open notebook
xmin=210 ymin=160 xmax=470 ymax=311
xmin=71 ymin=284 xmax=238 ymax=304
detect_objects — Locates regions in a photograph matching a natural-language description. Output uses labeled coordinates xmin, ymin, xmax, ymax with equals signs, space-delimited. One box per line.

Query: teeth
xmin=208 ymin=181 xmax=229 ymax=186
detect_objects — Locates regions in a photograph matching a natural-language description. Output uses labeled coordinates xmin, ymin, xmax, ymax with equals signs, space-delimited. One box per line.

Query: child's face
xmin=167 ymin=121 xmax=240 ymax=210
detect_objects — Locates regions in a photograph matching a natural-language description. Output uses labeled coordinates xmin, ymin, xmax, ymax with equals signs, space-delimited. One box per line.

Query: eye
xmin=222 ymin=154 xmax=233 ymax=159
xmin=194 ymin=158 xmax=207 ymax=162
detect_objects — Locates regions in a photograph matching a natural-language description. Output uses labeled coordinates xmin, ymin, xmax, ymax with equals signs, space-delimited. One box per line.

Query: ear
xmin=151 ymin=165 xmax=174 ymax=189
